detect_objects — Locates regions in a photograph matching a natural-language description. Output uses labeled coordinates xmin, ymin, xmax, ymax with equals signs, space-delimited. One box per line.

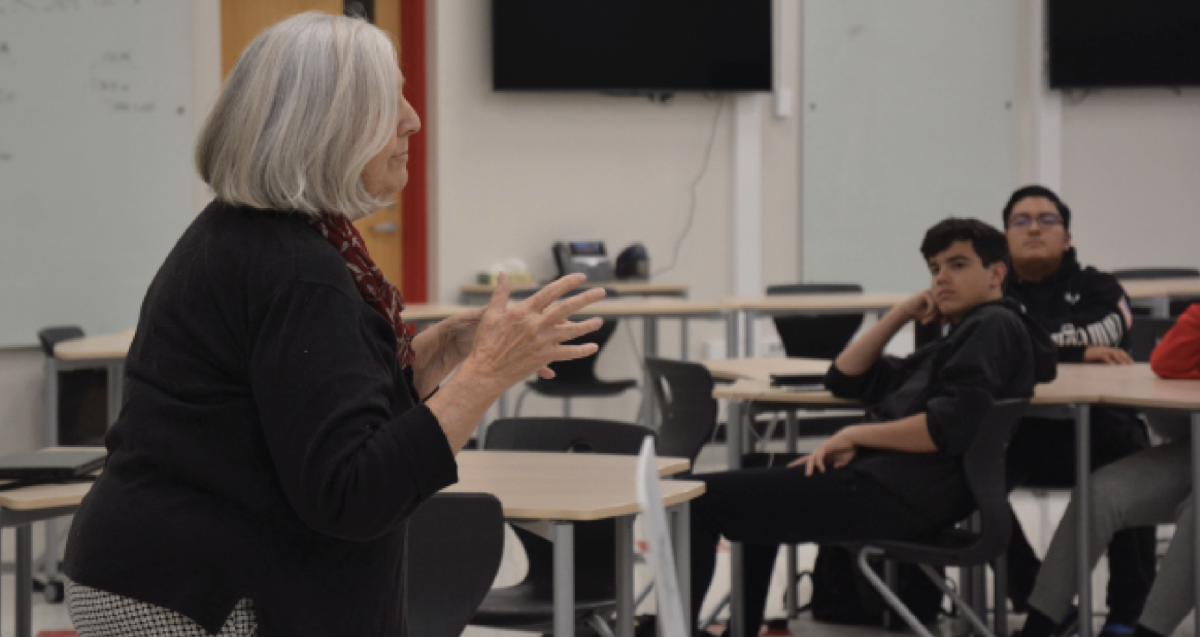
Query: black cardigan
xmin=824 ymin=299 xmax=1058 ymax=525
xmin=63 ymin=201 xmax=458 ymax=636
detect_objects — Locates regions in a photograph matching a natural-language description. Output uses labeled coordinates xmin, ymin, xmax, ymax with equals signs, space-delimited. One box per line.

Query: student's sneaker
xmin=1099 ymin=623 xmax=1136 ymax=637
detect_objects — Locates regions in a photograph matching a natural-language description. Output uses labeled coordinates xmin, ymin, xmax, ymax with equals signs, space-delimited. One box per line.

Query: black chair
xmin=472 ymin=417 xmax=655 ymax=636
xmin=853 ymin=398 xmax=1030 ymax=637
xmin=1129 ymin=316 xmax=1177 ymax=363
xmin=1113 ymin=268 xmax=1200 ymax=316
xmin=644 ymin=357 xmax=719 ymax=470
xmin=766 ymin=283 xmax=866 ymax=360
xmin=514 ymin=290 xmax=638 ymax=418
xmin=407 ymin=493 xmax=506 ymax=637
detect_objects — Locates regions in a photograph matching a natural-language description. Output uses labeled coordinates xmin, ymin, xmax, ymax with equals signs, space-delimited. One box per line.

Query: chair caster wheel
xmin=44 ymin=580 xmax=65 ymax=603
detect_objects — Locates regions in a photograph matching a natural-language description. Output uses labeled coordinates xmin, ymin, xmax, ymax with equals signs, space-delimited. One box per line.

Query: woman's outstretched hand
xmin=462 ymin=272 xmax=606 ymax=391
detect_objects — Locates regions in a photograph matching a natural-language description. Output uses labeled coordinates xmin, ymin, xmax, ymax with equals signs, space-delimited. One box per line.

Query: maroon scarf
xmin=309 ymin=215 xmax=416 ymax=369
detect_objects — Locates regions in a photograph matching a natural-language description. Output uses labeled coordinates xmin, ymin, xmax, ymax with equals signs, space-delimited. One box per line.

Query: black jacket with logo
xmin=1004 ymin=247 xmax=1132 ymax=363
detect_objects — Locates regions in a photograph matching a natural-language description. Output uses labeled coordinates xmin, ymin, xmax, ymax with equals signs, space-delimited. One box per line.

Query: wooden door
xmin=220 ymin=0 xmax=404 ymax=286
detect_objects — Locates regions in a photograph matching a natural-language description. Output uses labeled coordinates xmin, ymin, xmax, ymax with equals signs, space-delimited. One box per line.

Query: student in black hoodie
xmin=680 ymin=218 xmax=1057 ymax=637
xmin=1000 ymin=186 xmax=1155 ymax=635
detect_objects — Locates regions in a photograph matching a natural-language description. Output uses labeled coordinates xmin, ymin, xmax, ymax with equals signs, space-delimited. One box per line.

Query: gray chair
xmin=471 ymin=417 xmax=655 ymax=637
xmin=407 ymin=493 xmax=505 ymax=637
xmin=854 ymin=398 xmax=1029 ymax=637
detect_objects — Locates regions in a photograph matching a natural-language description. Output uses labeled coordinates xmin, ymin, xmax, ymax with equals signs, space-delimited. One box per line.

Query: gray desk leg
xmin=18 ymin=524 xmax=32 ymax=637
xmin=45 ymin=357 xmax=58 ymax=447
xmin=553 ymin=522 xmax=576 ymax=637
xmin=726 ymin=399 xmax=746 ymax=637
xmin=1076 ymin=404 xmax=1092 ymax=637
xmin=1149 ymin=296 xmax=1170 ymax=319
xmin=497 ymin=392 xmax=508 ymax=421
xmin=616 ymin=516 xmax=635 ymax=637
xmin=107 ymin=361 xmax=124 ymax=425
xmin=670 ymin=501 xmax=692 ymax=631
xmin=743 ymin=311 xmax=757 ymax=359
xmin=641 ymin=317 xmax=660 ymax=426
xmin=726 ymin=313 xmax=739 ymax=359
xmin=1192 ymin=413 xmax=1200 ymax=637
xmin=784 ymin=411 xmax=798 ymax=619
xmin=681 ymin=319 xmax=690 ymax=362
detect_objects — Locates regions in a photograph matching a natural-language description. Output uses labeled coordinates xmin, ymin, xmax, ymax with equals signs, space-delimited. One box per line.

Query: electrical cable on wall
xmin=653 ymin=95 xmax=727 ymax=277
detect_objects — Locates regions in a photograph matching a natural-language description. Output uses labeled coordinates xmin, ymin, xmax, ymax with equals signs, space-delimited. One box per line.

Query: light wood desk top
xmin=462 ymin=281 xmax=689 ymax=298
xmin=447 ymin=450 xmax=704 ymax=521
xmin=722 ymin=292 xmax=910 ymax=314
xmin=54 ymin=329 xmax=134 ymax=361
xmin=708 ymin=364 xmax=1200 ymax=410
xmin=575 ymin=297 xmax=727 ymax=318
xmin=0 ymin=449 xmax=704 ymax=520
xmin=702 ymin=357 xmax=831 ymax=383
xmin=1121 ymin=278 xmax=1200 ymax=300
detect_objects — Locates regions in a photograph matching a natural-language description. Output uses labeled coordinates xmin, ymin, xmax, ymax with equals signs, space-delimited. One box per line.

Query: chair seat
xmin=525 ymin=378 xmax=638 ymax=398
xmin=472 ymin=582 xmax=615 ymax=631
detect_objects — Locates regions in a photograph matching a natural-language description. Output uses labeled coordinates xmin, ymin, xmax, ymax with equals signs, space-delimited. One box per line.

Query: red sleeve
xmin=1150 ymin=304 xmax=1200 ymax=379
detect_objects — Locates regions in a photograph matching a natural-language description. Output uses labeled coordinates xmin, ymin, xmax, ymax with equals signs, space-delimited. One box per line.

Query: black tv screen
xmin=1049 ymin=1 xmax=1200 ymax=88
xmin=492 ymin=0 xmax=772 ymax=93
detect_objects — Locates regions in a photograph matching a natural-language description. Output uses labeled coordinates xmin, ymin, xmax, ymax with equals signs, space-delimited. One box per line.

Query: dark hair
xmin=1002 ymin=185 xmax=1071 ymax=230
xmin=920 ymin=217 xmax=1009 ymax=266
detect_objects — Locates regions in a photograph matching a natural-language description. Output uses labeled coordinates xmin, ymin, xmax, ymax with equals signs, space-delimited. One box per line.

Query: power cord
xmin=653 ymin=95 xmax=727 ymax=278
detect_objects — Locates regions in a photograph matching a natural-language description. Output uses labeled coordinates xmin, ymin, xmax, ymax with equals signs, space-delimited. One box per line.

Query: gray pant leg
xmin=1028 ymin=441 xmax=1191 ymax=621
xmin=1140 ymin=495 xmax=1194 ymax=636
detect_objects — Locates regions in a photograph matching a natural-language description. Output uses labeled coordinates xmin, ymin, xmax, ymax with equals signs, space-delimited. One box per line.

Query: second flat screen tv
xmin=1049 ymin=1 xmax=1200 ymax=88
xmin=492 ymin=0 xmax=773 ymax=93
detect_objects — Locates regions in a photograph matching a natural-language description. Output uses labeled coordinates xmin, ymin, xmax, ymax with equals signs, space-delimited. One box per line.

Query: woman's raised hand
xmin=462 ymin=272 xmax=606 ymax=391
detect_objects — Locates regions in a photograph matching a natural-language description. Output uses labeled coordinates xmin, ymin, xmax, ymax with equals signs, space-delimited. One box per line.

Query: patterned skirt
xmin=66 ymin=579 xmax=257 ymax=637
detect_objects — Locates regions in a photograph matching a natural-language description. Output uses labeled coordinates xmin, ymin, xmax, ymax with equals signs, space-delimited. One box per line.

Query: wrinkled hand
xmin=1083 ymin=346 xmax=1134 ymax=365
xmin=900 ymin=290 xmax=942 ymax=325
xmin=788 ymin=427 xmax=859 ymax=476
xmin=464 ymin=273 xmax=605 ymax=389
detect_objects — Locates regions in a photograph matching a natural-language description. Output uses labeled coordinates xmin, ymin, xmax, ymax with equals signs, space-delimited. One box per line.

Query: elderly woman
xmin=62 ymin=12 xmax=603 ymax=637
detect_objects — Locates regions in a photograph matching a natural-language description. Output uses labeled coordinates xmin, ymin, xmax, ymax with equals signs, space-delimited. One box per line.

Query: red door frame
xmin=399 ymin=0 xmax=428 ymax=302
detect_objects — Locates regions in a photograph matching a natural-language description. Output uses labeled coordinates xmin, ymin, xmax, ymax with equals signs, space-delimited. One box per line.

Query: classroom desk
xmin=708 ymin=365 xmax=1200 ymax=637
xmin=0 ymin=451 xmax=702 ymax=637
xmin=0 ymin=448 xmax=100 ymax=637
xmin=721 ymin=292 xmax=910 ymax=357
xmin=1121 ymin=278 xmax=1200 ymax=317
xmin=461 ymin=280 xmax=689 ymax=305
xmin=702 ymin=357 xmax=831 ymax=383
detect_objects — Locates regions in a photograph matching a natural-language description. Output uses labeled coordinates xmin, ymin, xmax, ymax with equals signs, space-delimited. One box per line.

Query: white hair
xmin=195 ymin=12 xmax=399 ymax=219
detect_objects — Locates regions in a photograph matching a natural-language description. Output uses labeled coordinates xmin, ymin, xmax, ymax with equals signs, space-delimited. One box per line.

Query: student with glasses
xmin=1001 ymin=185 xmax=1155 ymax=637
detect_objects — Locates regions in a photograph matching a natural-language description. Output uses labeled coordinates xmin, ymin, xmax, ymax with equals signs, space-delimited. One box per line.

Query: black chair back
xmin=1130 ymin=316 xmax=1177 ymax=363
xmin=767 ymin=284 xmax=865 ymax=359
xmin=644 ymin=357 xmax=718 ymax=467
xmin=37 ymin=326 xmax=85 ymax=357
xmin=873 ymin=398 xmax=1029 ymax=567
xmin=540 ymin=318 xmax=620 ymax=384
xmin=482 ymin=417 xmax=654 ymax=600
xmin=407 ymin=493 xmax=505 ymax=637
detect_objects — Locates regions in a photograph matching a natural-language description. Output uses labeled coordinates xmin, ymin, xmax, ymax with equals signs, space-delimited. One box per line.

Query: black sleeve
xmin=824 ymin=355 xmax=909 ymax=403
xmin=925 ymin=315 xmax=1027 ymax=455
xmin=1044 ymin=272 xmax=1131 ymax=362
xmin=248 ymin=281 xmax=458 ymax=542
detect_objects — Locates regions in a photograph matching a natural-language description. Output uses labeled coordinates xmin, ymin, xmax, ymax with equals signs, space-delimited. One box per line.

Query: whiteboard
xmin=801 ymin=0 xmax=1018 ymax=293
xmin=0 ymin=0 xmax=194 ymax=347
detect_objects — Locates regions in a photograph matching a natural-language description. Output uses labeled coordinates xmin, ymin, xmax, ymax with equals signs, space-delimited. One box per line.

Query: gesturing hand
xmin=463 ymin=272 xmax=606 ymax=391
xmin=788 ymin=427 xmax=859 ymax=476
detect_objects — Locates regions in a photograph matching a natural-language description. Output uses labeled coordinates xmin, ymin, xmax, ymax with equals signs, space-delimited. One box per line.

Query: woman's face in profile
xmin=362 ymin=70 xmax=421 ymax=199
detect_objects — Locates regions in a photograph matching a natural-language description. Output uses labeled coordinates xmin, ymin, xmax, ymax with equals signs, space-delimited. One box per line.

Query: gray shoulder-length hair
xmin=196 ymin=12 xmax=399 ymax=219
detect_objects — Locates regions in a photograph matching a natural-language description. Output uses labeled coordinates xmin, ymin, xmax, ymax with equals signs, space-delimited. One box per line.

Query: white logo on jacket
xmin=1064 ymin=292 xmax=1081 ymax=305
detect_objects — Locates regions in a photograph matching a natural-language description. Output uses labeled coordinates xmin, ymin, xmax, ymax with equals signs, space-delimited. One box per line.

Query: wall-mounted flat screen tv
xmin=492 ymin=0 xmax=772 ymax=93
xmin=1049 ymin=1 xmax=1200 ymax=88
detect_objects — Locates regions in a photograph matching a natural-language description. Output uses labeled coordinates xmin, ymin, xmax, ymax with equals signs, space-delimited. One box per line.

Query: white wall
xmin=1060 ymin=89 xmax=1200 ymax=273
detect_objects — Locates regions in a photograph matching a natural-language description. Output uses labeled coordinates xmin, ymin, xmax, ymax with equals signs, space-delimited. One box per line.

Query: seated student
xmin=680 ymin=218 xmax=1056 ymax=637
xmin=1151 ymin=303 xmax=1200 ymax=379
xmin=1018 ymin=307 xmax=1200 ymax=637
xmin=1000 ymin=185 xmax=1156 ymax=632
